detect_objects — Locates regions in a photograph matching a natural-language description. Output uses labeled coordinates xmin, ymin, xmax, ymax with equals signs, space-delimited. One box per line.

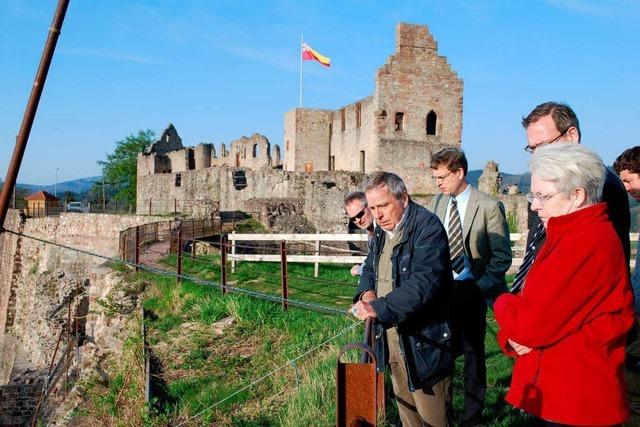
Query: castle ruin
xmin=136 ymin=23 xmax=467 ymax=230
xmin=284 ymin=23 xmax=463 ymax=194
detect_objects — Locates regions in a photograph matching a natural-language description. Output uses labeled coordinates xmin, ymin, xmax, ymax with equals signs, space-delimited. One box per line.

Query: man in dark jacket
xmin=350 ymin=171 xmax=454 ymax=426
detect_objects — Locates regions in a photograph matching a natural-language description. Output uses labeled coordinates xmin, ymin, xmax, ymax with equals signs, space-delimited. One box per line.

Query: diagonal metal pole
xmin=0 ymin=0 xmax=70 ymax=233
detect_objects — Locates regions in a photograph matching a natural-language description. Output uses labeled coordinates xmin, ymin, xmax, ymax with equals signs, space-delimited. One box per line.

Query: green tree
xmin=96 ymin=129 xmax=155 ymax=208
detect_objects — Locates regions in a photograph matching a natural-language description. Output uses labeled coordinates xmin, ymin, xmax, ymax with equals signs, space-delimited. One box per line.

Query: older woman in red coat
xmin=494 ymin=143 xmax=634 ymax=426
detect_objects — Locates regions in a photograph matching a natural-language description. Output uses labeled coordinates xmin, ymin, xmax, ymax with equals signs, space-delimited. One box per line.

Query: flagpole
xmin=299 ymin=33 xmax=303 ymax=108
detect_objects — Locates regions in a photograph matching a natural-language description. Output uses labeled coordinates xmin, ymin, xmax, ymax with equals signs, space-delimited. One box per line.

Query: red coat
xmin=494 ymin=203 xmax=633 ymax=426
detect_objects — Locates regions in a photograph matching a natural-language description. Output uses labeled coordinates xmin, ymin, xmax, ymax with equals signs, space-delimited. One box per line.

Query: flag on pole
xmin=302 ymin=43 xmax=331 ymax=67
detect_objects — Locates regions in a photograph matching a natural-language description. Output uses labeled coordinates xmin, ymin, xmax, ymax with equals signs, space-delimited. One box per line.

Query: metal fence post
xmin=314 ymin=231 xmax=321 ymax=278
xmin=177 ymin=227 xmax=182 ymax=285
xmin=231 ymin=231 xmax=236 ymax=273
xmin=123 ymin=232 xmax=129 ymax=264
xmin=135 ymin=226 xmax=140 ymax=272
xmin=280 ymin=240 xmax=288 ymax=311
xmin=220 ymin=234 xmax=228 ymax=295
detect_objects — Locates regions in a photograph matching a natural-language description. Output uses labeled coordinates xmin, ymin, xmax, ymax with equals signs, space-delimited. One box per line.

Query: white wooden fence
xmin=227 ymin=232 xmax=638 ymax=274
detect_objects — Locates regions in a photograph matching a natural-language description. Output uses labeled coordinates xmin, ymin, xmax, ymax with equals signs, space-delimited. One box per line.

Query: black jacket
xmin=355 ymin=200 xmax=454 ymax=391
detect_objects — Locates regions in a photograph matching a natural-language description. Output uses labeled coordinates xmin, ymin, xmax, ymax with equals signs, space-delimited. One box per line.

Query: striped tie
xmin=448 ymin=196 xmax=465 ymax=274
xmin=511 ymin=222 xmax=546 ymax=294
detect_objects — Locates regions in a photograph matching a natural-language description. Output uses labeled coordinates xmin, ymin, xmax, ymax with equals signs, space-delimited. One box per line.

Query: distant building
xmin=24 ymin=191 xmax=59 ymax=217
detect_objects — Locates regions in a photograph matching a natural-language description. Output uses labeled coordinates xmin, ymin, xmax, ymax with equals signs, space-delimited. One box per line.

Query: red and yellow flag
xmin=302 ymin=43 xmax=331 ymax=67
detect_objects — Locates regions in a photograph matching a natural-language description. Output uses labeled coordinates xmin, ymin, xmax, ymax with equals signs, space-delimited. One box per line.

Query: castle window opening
xmin=253 ymin=143 xmax=259 ymax=158
xmin=356 ymin=102 xmax=361 ymax=128
xmin=395 ymin=112 xmax=404 ymax=132
xmin=286 ymin=140 xmax=289 ymax=151
xmin=341 ymin=108 xmax=346 ymax=132
xmin=243 ymin=147 xmax=247 ymax=159
xmin=175 ymin=173 xmax=182 ymax=187
xmin=426 ymin=110 xmax=437 ymax=135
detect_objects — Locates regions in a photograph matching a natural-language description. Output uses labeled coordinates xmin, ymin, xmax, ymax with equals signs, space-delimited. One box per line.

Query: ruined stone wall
xmin=167 ymin=150 xmax=189 ymax=173
xmin=375 ymin=23 xmax=463 ymax=146
xmin=378 ymin=138 xmax=455 ymax=194
xmin=137 ymin=168 xmax=363 ymax=232
xmin=0 ymin=211 xmax=167 ymax=375
xmin=137 ymin=153 xmax=155 ymax=177
xmin=283 ymin=110 xmax=297 ymax=171
xmin=283 ymin=109 xmax=333 ymax=172
xmin=211 ymin=134 xmax=273 ymax=169
xmin=330 ymin=96 xmax=378 ymax=173
xmin=0 ymin=381 xmax=42 ymax=426
xmin=194 ymin=143 xmax=213 ymax=169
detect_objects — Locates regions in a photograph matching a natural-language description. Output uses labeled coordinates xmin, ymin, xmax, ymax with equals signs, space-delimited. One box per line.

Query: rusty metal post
xmin=177 ymin=227 xmax=182 ymax=284
xmin=280 ymin=240 xmax=288 ymax=311
xmin=220 ymin=234 xmax=228 ymax=295
xmin=135 ymin=226 xmax=140 ymax=272
xmin=0 ymin=0 xmax=70 ymax=233
xmin=65 ymin=300 xmax=71 ymax=396
xmin=123 ymin=232 xmax=129 ymax=263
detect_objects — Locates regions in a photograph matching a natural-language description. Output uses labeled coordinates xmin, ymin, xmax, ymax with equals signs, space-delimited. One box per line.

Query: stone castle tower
xmin=283 ymin=23 xmax=463 ymax=193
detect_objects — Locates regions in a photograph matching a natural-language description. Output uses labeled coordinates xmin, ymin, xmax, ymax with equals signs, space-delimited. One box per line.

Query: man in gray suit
xmin=430 ymin=147 xmax=512 ymax=426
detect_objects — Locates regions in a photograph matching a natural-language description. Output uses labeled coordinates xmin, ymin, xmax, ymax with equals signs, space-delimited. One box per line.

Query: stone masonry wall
xmin=284 ymin=109 xmax=333 ymax=172
xmin=137 ymin=168 xmax=364 ymax=232
xmin=330 ymin=96 xmax=378 ymax=173
xmin=0 ymin=211 xmax=167 ymax=377
xmin=0 ymin=382 xmax=42 ymax=426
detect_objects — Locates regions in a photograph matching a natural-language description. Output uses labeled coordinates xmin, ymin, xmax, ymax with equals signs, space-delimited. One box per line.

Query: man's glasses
xmin=524 ymin=129 xmax=568 ymax=153
xmin=349 ymin=208 xmax=366 ymax=222
xmin=431 ymin=171 xmax=453 ymax=182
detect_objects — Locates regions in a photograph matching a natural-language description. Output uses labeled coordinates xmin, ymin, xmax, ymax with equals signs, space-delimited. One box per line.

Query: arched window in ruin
xmin=243 ymin=147 xmax=247 ymax=159
xmin=426 ymin=110 xmax=437 ymax=136
xmin=252 ymin=144 xmax=259 ymax=158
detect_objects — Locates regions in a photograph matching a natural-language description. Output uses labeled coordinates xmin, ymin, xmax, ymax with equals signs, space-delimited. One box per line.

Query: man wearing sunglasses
xmin=515 ymin=102 xmax=630 ymax=294
xmin=344 ymin=191 xmax=375 ymax=276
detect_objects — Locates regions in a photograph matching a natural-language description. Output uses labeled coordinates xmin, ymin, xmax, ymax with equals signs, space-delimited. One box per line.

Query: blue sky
xmin=1 ymin=0 xmax=639 ymax=185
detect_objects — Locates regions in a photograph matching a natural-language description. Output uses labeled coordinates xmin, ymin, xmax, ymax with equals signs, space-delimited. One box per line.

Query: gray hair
xmin=363 ymin=171 xmax=407 ymax=201
xmin=344 ymin=191 xmax=367 ymax=207
xmin=530 ymin=143 xmax=605 ymax=204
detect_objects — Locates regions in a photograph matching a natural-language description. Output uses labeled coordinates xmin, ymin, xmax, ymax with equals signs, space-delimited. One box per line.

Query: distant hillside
xmin=16 ymin=176 xmax=101 ymax=195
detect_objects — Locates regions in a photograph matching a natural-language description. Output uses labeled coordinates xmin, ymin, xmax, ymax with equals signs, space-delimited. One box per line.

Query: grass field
xmin=82 ymin=252 xmax=533 ymax=426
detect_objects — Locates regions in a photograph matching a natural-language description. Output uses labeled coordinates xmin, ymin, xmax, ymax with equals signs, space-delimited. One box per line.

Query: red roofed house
xmin=24 ymin=191 xmax=60 ymax=217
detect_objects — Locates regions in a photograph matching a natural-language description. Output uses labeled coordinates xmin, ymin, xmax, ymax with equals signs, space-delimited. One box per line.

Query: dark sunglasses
xmin=349 ymin=208 xmax=366 ymax=222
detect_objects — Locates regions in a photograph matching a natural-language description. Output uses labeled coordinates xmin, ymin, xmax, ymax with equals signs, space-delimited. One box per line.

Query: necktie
xmin=448 ymin=196 xmax=465 ymax=274
xmin=511 ymin=222 xmax=545 ymax=293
